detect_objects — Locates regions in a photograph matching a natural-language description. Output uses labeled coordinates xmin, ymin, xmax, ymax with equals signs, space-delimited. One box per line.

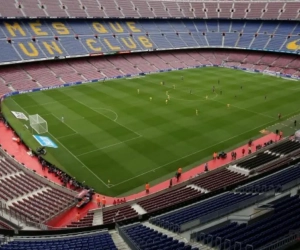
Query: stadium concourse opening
xmin=0 ymin=120 xmax=277 ymax=227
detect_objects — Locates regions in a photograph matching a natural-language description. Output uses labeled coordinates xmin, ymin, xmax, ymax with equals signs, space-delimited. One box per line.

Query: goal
xmin=263 ymin=70 xmax=281 ymax=78
xmin=29 ymin=114 xmax=48 ymax=134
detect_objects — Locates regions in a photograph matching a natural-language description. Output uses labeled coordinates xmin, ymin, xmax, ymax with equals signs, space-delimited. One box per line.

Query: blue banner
xmin=33 ymin=135 xmax=58 ymax=148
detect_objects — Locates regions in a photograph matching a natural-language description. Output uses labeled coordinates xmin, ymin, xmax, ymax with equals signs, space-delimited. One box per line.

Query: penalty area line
xmin=75 ymin=99 xmax=142 ymax=137
xmin=77 ymin=135 xmax=142 ymax=157
xmin=10 ymin=99 xmax=110 ymax=189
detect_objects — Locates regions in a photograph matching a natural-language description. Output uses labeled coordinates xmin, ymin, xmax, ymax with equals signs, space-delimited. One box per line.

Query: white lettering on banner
xmin=19 ymin=90 xmax=32 ymax=94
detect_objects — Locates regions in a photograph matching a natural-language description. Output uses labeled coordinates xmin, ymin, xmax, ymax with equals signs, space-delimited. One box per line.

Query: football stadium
xmin=0 ymin=0 xmax=299 ymax=249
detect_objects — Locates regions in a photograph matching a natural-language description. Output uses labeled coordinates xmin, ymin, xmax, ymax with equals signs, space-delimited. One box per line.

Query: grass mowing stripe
xmin=111 ymin=119 xmax=276 ymax=187
xmin=4 ymin=67 xmax=300 ymax=196
xmin=76 ymin=135 xmax=142 ymax=156
xmin=75 ymin=99 xmax=142 ymax=136
xmin=10 ymin=98 xmax=110 ymax=189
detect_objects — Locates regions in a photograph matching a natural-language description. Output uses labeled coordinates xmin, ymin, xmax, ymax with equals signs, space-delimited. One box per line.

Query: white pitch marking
xmin=56 ymin=133 xmax=78 ymax=139
xmin=45 ymin=113 xmax=79 ymax=134
xmin=10 ymin=98 xmax=110 ymax=188
xmin=111 ymin=120 xmax=280 ymax=187
xmin=77 ymin=135 xmax=142 ymax=157
xmin=74 ymin=99 xmax=142 ymax=137
xmin=90 ymin=108 xmax=118 ymax=122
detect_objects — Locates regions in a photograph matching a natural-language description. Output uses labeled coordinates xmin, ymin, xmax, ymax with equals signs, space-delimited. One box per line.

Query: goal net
xmin=263 ymin=70 xmax=281 ymax=78
xmin=29 ymin=114 xmax=48 ymax=134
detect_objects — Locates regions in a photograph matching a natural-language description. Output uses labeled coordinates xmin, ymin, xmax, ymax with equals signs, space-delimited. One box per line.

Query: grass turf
xmin=2 ymin=67 xmax=300 ymax=197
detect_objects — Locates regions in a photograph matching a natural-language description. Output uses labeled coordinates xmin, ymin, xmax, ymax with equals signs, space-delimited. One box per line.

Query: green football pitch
xmin=2 ymin=67 xmax=300 ymax=197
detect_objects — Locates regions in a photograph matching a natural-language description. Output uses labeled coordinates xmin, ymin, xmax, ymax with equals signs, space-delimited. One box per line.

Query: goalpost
xmin=263 ymin=70 xmax=281 ymax=78
xmin=29 ymin=114 xmax=48 ymax=134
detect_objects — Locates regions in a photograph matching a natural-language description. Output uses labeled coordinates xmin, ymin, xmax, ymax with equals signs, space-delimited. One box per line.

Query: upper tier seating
xmin=0 ymin=20 xmax=298 ymax=65
xmin=0 ymin=230 xmax=117 ymax=250
xmin=1 ymin=1 xmax=299 ymax=20
xmin=237 ymin=164 xmax=300 ymax=193
xmin=150 ymin=192 xmax=264 ymax=233
xmin=120 ymin=223 xmax=198 ymax=250
xmin=195 ymin=195 xmax=300 ymax=250
xmin=0 ymin=153 xmax=76 ymax=224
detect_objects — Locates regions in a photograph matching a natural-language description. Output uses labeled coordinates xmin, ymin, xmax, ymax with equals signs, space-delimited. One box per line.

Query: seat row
xmin=0 ymin=230 xmax=117 ymax=250
xmin=237 ymin=164 xmax=300 ymax=193
xmin=1 ymin=50 xmax=299 ymax=97
xmin=2 ymin=0 xmax=299 ymax=20
xmin=191 ymin=168 xmax=247 ymax=191
xmin=0 ymin=19 xmax=299 ymax=64
xmin=194 ymin=195 xmax=300 ymax=250
xmin=120 ymin=223 xmax=198 ymax=250
xmin=238 ymin=152 xmax=279 ymax=170
xmin=150 ymin=193 xmax=261 ymax=232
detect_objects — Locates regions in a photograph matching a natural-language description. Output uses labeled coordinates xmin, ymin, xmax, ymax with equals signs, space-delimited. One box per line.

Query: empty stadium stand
xmin=0 ymin=20 xmax=299 ymax=66
xmin=191 ymin=168 xmax=247 ymax=191
xmin=67 ymin=211 xmax=94 ymax=228
xmin=237 ymin=164 xmax=300 ymax=193
xmin=138 ymin=186 xmax=202 ymax=213
xmin=150 ymin=192 xmax=272 ymax=233
xmin=0 ymin=230 xmax=117 ymax=250
xmin=0 ymin=3 xmax=299 ymax=250
xmin=192 ymin=195 xmax=300 ymax=250
xmin=268 ymin=140 xmax=300 ymax=155
xmin=119 ymin=223 xmax=198 ymax=250
xmin=103 ymin=205 xmax=138 ymax=224
xmin=237 ymin=152 xmax=280 ymax=170
xmin=0 ymin=0 xmax=298 ymax=20
xmin=0 ymin=49 xmax=299 ymax=97
xmin=0 ymin=151 xmax=76 ymax=226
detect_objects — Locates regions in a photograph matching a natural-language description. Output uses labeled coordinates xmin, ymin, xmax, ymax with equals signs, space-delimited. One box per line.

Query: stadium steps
xmin=187 ymin=184 xmax=209 ymax=193
xmin=110 ymin=230 xmax=132 ymax=250
xmin=248 ymin=35 xmax=257 ymax=49
xmin=144 ymin=221 xmax=211 ymax=249
xmin=92 ymin=209 xmax=103 ymax=226
xmin=0 ymin=170 xmax=22 ymax=181
xmin=279 ymin=38 xmax=288 ymax=51
xmin=227 ymin=165 xmax=250 ymax=176
xmin=5 ymin=186 xmax=50 ymax=206
xmin=23 ymin=69 xmax=42 ymax=87
xmin=131 ymin=203 xmax=147 ymax=215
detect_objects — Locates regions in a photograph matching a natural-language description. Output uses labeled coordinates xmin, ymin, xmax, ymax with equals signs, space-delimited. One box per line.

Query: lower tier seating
xmin=120 ymin=223 xmax=198 ymax=250
xmin=237 ymin=164 xmax=300 ymax=193
xmin=191 ymin=168 xmax=247 ymax=191
xmin=238 ymin=152 xmax=279 ymax=170
xmin=269 ymin=140 xmax=300 ymax=155
xmin=150 ymin=192 xmax=263 ymax=232
xmin=67 ymin=211 xmax=94 ymax=228
xmin=195 ymin=195 xmax=300 ymax=250
xmin=0 ymin=230 xmax=116 ymax=250
xmin=138 ymin=187 xmax=202 ymax=212
xmin=103 ymin=206 xmax=138 ymax=224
